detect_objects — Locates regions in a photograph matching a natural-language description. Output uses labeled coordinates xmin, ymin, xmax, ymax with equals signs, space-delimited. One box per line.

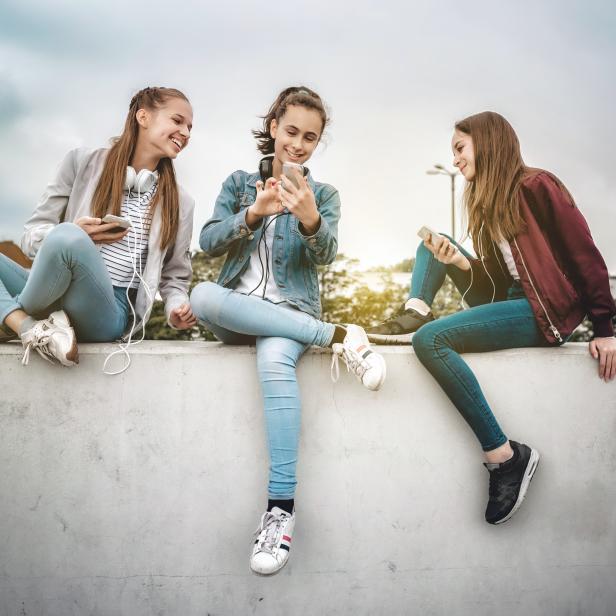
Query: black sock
xmin=329 ymin=325 xmax=346 ymax=347
xmin=268 ymin=498 xmax=294 ymax=515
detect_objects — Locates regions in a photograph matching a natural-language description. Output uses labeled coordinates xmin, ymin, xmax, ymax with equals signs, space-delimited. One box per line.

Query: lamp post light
xmin=426 ymin=164 xmax=459 ymax=239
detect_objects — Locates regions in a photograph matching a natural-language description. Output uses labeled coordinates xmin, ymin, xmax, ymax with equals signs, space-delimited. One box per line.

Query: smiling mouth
xmin=170 ymin=137 xmax=183 ymax=151
xmin=285 ymin=149 xmax=302 ymax=160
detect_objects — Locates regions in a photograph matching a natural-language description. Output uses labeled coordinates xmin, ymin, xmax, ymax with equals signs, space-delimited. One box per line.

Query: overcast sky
xmin=1 ymin=0 xmax=614 ymax=270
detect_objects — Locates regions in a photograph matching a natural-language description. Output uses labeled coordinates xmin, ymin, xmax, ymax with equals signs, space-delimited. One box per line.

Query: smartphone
xmin=417 ymin=225 xmax=442 ymax=246
xmin=102 ymin=214 xmax=132 ymax=230
xmin=282 ymin=162 xmax=304 ymax=190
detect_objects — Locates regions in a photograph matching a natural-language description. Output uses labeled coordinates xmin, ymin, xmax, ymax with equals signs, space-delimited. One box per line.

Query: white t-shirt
xmin=234 ymin=215 xmax=286 ymax=303
xmin=496 ymin=238 xmax=520 ymax=281
xmin=99 ymin=185 xmax=155 ymax=288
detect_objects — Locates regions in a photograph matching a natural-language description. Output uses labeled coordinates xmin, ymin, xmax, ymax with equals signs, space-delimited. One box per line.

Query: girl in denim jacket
xmin=0 ymin=87 xmax=197 ymax=370
xmin=190 ymin=86 xmax=386 ymax=576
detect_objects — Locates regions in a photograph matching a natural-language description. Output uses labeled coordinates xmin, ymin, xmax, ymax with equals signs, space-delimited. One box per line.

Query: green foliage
xmin=319 ymin=255 xmax=406 ymax=327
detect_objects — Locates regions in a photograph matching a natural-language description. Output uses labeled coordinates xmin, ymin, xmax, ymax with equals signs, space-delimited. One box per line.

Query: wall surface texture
xmin=1 ymin=342 xmax=615 ymax=616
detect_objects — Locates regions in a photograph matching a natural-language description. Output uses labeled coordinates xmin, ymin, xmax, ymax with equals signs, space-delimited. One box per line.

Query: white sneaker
xmin=331 ymin=324 xmax=386 ymax=391
xmin=21 ymin=310 xmax=79 ymax=367
xmin=249 ymin=507 xmax=295 ymax=576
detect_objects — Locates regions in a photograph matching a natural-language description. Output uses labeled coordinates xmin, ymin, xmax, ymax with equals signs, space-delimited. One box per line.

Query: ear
xmin=269 ymin=118 xmax=278 ymax=139
xmin=136 ymin=108 xmax=149 ymax=129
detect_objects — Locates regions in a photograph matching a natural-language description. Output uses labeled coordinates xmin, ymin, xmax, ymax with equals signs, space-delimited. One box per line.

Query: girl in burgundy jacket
xmin=368 ymin=111 xmax=616 ymax=525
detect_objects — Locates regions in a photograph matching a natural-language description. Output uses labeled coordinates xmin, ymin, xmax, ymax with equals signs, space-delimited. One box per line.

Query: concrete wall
xmin=0 ymin=341 xmax=614 ymax=616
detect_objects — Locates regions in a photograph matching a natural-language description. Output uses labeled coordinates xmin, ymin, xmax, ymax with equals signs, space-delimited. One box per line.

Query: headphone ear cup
xmin=134 ymin=169 xmax=157 ymax=193
xmin=125 ymin=167 xmax=158 ymax=192
xmin=258 ymin=155 xmax=274 ymax=182
xmin=125 ymin=166 xmax=137 ymax=191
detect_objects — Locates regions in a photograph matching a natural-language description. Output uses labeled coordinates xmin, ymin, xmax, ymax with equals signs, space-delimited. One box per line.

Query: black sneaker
xmin=366 ymin=303 xmax=434 ymax=344
xmin=484 ymin=440 xmax=540 ymax=525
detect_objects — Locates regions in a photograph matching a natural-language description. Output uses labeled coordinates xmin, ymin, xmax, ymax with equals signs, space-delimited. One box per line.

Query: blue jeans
xmin=190 ymin=281 xmax=336 ymax=499
xmin=0 ymin=223 xmax=130 ymax=342
xmin=410 ymin=238 xmax=547 ymax=451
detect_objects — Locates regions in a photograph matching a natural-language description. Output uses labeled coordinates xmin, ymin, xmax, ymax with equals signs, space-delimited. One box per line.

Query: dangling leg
xmin=250 ymin=336 xmax=307 ymax=576
xmin=412 ymin=297 xmax=545 ymax=524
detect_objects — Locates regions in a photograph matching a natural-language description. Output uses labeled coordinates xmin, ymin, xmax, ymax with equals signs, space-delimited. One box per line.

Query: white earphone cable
xmin=103 ymin=177 xmax=155 ymax=375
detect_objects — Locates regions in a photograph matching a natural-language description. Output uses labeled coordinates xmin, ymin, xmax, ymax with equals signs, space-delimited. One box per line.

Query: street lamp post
xmin=426 ymin=164 xmax=459 ymax=239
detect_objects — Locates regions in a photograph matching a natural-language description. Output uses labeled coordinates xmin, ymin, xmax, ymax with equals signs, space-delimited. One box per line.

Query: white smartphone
xmin=417 ymin=225 xmax=442 ymax=246
xmin=282 ymin=162 xmax=304 ymax=190
xmin=102 ymin=214 xmax=132 ymax=230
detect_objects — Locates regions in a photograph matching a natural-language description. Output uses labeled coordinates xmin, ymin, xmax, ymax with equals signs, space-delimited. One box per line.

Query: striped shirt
xmin=99 ymin=186 xmax=155 ymax=288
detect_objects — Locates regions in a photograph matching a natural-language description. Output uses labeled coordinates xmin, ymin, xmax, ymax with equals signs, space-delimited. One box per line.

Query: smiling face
xmin=269 ymin=104 xmax=323 ymax=175
xmin=452 ymin=129 xmax=476 ymax=181
xmin=137 ymin=97 xmax=193 ymax=161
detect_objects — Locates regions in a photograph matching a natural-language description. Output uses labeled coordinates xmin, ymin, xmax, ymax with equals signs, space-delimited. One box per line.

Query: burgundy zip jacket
xmin=466 ymin=170 xmax=615 ymax=344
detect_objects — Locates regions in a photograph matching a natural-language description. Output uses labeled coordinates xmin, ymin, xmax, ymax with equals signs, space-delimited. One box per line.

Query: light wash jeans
xmin=0 ymin=223 xmax=130 ymax=341
xmin=409 ymin=237 xmax=548 ymax=451
xmin=190 ymin=281 xmax=336 ymax=499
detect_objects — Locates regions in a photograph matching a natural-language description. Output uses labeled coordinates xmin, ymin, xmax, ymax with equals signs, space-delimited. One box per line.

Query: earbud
xmin=125 ymin=166 xmax=158 ymax=193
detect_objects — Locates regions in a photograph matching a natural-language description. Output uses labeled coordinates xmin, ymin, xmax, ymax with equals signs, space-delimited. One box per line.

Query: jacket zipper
xmin=513 ymin=237 xmax=563 ymax=342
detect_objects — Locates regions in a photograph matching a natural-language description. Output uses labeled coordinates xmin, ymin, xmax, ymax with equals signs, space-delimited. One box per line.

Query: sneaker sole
xmin=249 ymin=556 xmax=290 ymax=577
xmin=367 ymin=333 xmax=414 ymax=345
xmin=61 ymin=331 xmax=79 ymax=366
xmin=493 ymin=448 xmax=540 ymax=525
xmin=49 ymin=311 xmax=79 ymax=366
xmin=365 ymin=353 xmax=387 ymax=391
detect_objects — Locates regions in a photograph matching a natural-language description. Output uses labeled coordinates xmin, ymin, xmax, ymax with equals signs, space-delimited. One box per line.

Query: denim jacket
xmin=199 ymin=170 xmax=340 ymax=318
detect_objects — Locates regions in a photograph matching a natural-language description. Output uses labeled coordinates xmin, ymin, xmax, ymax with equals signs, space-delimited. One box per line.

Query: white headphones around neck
xmin=124 ymin=166 xmax=158 ymax=193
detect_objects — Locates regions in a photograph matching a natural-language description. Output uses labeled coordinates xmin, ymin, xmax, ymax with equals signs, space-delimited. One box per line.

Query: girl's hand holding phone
xmin=280 ymin=168 xmax=320 ymax=234
xmin=424 ymin=233 xmax=471 ymax=271
xmin=246 ymin=177 xmax=283 ymax=228
xmin=76 ymin=216 xmax=129 ymax=244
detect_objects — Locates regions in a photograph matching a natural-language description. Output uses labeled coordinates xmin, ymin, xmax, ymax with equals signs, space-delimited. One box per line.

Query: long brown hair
xmin=252 ymin=86 xmax=329 ymax=154
xmin=455 ymin=111 xmax=527 ymax=248
xmin=91 ymin=86 xmax=189 ymax=250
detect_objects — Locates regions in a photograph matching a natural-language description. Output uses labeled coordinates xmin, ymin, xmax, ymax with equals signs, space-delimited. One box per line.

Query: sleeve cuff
xmin=592 ymin=318 xmax=615 ymax=338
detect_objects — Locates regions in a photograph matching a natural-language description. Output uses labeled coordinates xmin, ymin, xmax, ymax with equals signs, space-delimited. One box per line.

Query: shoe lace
xmin=21 ymin=321 xmax=56 ymax=366
xmin=330 ymin=344 xmax=368 ymax=383
xmin=253 ymin=511 xmax=286 ymax=554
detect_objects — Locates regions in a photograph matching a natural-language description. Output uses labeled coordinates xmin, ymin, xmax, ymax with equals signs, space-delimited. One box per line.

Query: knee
xmin=43 ymin=223 xmax=91 ymax=253
xmin=189 ymin=281 xmax=223 ymax=321
xmin=412 ymin=321 xmax=441 ymax=361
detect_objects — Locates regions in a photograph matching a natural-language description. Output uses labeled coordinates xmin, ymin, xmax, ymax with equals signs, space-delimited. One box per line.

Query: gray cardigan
xmin=21 ymin=148 xmax=195 ymax=329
